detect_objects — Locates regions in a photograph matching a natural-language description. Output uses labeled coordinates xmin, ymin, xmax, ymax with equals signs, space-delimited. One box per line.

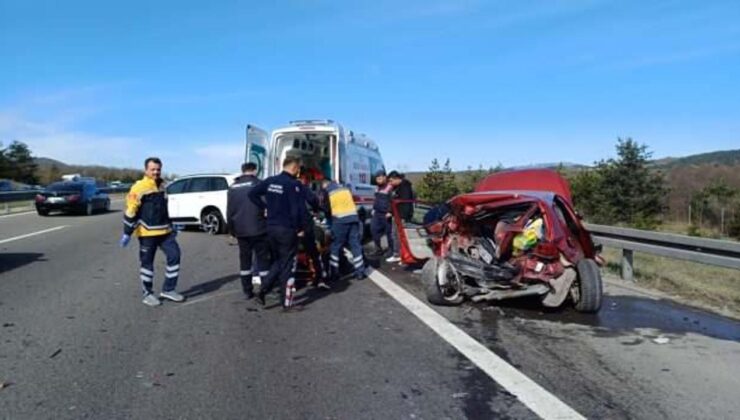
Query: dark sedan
xmin=35 ymin=181 xmax=110 ymax=216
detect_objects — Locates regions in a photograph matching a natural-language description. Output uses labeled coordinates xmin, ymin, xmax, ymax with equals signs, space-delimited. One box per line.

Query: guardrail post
xmin=621 ymin=248 xmax=634 ymax=282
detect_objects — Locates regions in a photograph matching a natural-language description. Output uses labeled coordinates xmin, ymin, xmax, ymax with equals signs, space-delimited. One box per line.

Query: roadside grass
xmin=602 ymin=246 xmax=740 ymax=317
xmin=658 ymin=220 xmax=738 ymax=241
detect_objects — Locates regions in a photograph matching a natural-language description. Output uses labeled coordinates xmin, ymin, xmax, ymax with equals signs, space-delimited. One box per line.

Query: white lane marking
xmin=0 ymin=198 xmax=125 ymax=219
xmin=0 ymin=210 xmax=36 ymax=219
xmin=0 ymin=225 xmax=68 ymax=245
xmin=367 ymin=267 xmax=585 ymax=420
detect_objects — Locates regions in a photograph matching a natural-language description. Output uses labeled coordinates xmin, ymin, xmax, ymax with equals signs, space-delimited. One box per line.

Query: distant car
xmin=393 ymin=169 xmax=604 ymax=313
xmin=35 ymin=181 xmax=110 ymax=216
xmin=166 ymin=174 xmax=238 ymax=234
xmin=0 ymin=180 xmax=13 ymax=192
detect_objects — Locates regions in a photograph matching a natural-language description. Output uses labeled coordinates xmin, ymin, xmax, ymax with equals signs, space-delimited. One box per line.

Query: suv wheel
xmin=84 ymin=202 xmax=93 ymax=216
xmin=201 ymin=209 xmax=225 ymax=235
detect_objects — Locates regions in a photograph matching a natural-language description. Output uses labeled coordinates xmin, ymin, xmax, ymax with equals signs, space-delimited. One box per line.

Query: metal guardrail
xmin=586 ymin=223 xmax=740 ymax=281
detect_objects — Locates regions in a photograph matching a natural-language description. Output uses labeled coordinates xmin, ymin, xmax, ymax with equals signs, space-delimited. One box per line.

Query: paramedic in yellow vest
xmin=320 ymin=178 xmax=366 ymax=281
xmin=120 ymin=157 xmax=185 ymax=307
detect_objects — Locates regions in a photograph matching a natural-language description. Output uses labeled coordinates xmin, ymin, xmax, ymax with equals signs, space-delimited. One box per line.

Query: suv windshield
xmin=47 ymin=182 xmax=84 ymax=192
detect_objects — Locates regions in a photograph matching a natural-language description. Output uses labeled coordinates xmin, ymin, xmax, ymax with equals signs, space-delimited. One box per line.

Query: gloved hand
xmin=119 ymin=234 xmax=131 ymax=248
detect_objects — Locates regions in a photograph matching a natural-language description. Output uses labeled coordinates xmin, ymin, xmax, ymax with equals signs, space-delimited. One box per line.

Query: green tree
xmin=570 ymin=169 xmax=608 ymax=222
xmin=417 ymin=158 xmax=459 ymax=204
xmin=3 ymin=141 xmax=38 ymax=184
xmin=0 ymin=142 xmax=10 ymax=179
xmin=597 ymin=138 xmax=667 ymax=228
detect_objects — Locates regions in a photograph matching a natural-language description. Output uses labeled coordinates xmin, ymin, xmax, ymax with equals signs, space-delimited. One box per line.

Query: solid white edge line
xmin=367 ymin=267 xmax=585 ymax=420
xmin=0 ymin=225 xmax=68 ymax=245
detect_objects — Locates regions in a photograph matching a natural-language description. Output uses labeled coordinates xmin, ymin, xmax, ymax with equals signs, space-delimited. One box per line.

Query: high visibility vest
xmin=328 ymin=186 xmax=357 ymax=220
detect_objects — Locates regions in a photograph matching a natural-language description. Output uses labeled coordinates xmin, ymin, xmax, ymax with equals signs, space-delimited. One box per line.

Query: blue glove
xmin=119 ymin=234 xmax=131 ymax=248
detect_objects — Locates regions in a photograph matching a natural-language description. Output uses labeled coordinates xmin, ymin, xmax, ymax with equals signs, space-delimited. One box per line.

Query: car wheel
xmin=104 ymin=199 xmax=111 ymax=213
xmin=201 ymin=209 xmax=225 ymax=235
xmin=84 ymin=201 xmax=93 ymax=216
xmin=37 ymin=209 xmax=49 ymax=216
xmin=422 ymin=257 xmax=464 ymax=306
xmin=572 ymin=258 xmax=603 ymax=313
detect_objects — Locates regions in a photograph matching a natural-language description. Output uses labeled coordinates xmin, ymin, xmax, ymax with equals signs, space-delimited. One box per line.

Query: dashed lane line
xmin=0 ymin=225 xmax=68 ymax=245
xmin=367 ymin=267 xmax=585 ymax=420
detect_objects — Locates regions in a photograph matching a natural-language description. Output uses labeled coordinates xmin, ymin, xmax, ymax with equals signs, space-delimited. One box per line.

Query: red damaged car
xmin=392 ymin=169 xmax=604 ymax=313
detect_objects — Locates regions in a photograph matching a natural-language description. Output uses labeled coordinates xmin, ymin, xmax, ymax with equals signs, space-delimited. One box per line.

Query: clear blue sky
xmin=1 ymin=0 xmax=739 ymax=175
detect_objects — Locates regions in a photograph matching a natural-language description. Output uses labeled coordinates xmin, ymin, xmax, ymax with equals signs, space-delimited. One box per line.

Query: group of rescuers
xmin=119 ymin=156 xmax=415 ymax=309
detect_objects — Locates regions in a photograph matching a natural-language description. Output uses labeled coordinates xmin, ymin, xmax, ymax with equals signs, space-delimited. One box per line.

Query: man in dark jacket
xmin=386 ymin=170 xmax=415 ymax=263
xmin=227 ymin=162 xmax=270 ymax=299
xmin=248 ymin=156 xmax=305 ymax=308
xmin=370 ymin=170 xmax=394 ymax=256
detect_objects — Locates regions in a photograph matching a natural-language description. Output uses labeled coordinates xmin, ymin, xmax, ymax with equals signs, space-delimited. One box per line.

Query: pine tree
xmin=4 ymin=141 xmax=38 ymax=184
xmin=417 ymin=158 xmax=460 ymax=204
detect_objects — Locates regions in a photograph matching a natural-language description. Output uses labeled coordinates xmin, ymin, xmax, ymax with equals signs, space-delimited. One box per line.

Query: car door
xmin=390 ymin=199 xmax=440 ymax=265
xmin=245 ymin=124 xmax=270 ymax=178
xmin=166 ymin=179 xmax=190 ymax=221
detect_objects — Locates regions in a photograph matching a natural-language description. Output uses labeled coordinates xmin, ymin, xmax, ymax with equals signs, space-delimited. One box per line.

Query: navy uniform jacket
xmin=227 ymin=174 xmax=266 ymax=237
xmin=248 ymin=171 xmax=304 ymax=231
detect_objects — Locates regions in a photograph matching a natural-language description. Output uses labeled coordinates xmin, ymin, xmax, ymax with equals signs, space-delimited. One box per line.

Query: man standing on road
xmin=370 ymin=170 xmax=394 ymax=257
xmin=386 ymin=170 xmax=415 ymax=263
xmin=320 ymin=178 xmax=366 ymax=281
xmin=227 ymin=162 xmax=270 ymax=299
xmin=248 ymin=157 xmax=305 ymax=309
xmin=120 ymin=157 xmax=185 ymax=306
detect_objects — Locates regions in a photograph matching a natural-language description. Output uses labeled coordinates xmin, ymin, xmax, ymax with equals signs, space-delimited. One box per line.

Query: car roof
xmin=474 ymin=169 xmax=573 ymax=204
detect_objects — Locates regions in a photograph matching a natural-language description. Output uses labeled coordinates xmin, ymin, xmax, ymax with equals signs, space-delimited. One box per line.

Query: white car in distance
xmin=166 ymin=173 xmax=239 ymax=234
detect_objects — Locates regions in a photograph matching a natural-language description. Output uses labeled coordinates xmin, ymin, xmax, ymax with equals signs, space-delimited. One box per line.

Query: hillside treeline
xmin=1 ymin=140 xmax=144 ymax=185
xmin=414 ymin=138 xmax=740 ymax=239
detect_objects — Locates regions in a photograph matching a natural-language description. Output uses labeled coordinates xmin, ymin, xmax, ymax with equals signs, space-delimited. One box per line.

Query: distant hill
xmin=399 ymin=149 xmax=740 ymax=225
xmin=32 ymin=157 xmax=144 ymax=185
xmin=654 ymin=149 xmax=740 ymax=168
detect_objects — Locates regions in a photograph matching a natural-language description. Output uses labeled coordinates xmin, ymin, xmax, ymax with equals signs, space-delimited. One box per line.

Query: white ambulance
xmin=244 ymin=119 xmax=386 ymax=221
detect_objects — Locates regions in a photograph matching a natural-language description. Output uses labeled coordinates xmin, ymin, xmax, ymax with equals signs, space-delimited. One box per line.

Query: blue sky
xmin=1 ymin=0 xmax=739 ymax=175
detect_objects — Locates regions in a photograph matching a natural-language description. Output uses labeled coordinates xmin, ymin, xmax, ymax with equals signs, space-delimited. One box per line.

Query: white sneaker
xmin=142 ymin=294 xmax=161 ymax=307
xmin=385 ymin=255 xmax=401 ymax=263
xmin=159 ymin=291 xmax=185 ymax=303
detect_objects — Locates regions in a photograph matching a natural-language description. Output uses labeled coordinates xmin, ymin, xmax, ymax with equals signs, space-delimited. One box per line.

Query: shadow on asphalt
xmin=0 ymin=252 xmax=45 ymax=274
xmin=181 ymin=274 xmax=239 ymax=298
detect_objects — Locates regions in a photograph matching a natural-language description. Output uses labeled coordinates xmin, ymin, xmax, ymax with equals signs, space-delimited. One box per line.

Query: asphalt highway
xmin=1 ymin=203 xmax=738 ymax=419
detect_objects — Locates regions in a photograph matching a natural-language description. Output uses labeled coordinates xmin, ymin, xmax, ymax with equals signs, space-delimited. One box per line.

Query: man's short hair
xmin=242 ymin=162 xmax=257 ymax=173
xmin=388 ymin=170 xmax=402 ymax=179
xmin=283 ymin=156 xmax=301 ymax=168
xmin=145 ymin=157 xmax=162 ymax=168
